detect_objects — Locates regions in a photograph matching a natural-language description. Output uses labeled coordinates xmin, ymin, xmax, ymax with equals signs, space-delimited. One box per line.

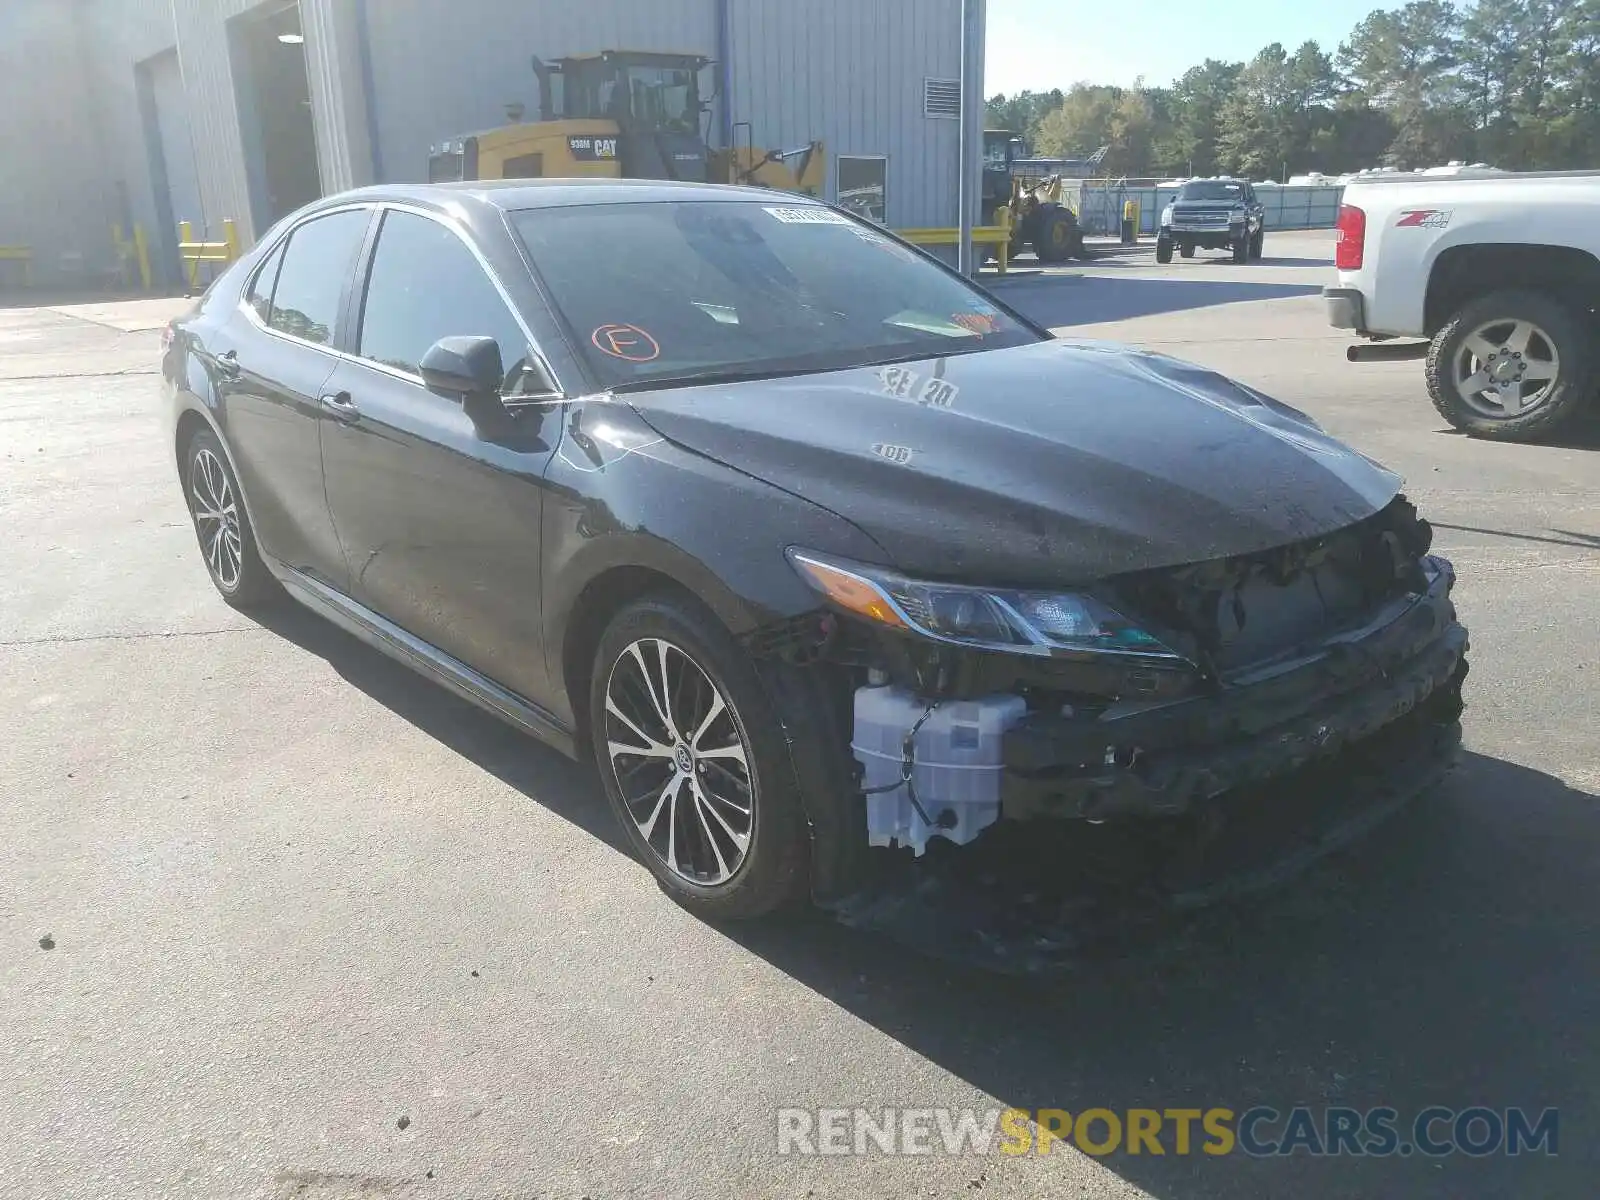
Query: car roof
xmin=325 ymin=178 xmax=811 ymax=212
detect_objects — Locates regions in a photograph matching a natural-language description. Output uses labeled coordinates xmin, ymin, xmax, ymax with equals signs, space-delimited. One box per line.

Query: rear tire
xmin=182 ymin=427 xmax=279 ymax=608
xmin=1425 ymin=289 xmax=1595 ymax=441
xmin=1155 ymin=237 xmax=1173 ymax=265
xmin=589 ymin=594 xmax=810 ymax=920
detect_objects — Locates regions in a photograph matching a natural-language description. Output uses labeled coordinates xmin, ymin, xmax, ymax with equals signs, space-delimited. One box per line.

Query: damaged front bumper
xmin=1001 ymin=555 xmax=1466 ymax=820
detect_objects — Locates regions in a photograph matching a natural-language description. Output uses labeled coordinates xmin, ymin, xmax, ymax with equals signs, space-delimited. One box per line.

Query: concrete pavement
xmin=2 ymin=250 xmax=1596 ymax=1199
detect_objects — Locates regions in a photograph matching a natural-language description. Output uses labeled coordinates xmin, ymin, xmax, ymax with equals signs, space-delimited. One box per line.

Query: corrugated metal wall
xmin=82 ymin=0 xmax=261 ymax=248
xmin=363 ymin=0 xmax=717 ymax=189
xmin=0 ymin=2 xmax=122 ymax=287
xmin=725 ymin=0 xmax=967 ymax=228
xmin=1 ymin=0 xmax=974 ymax=285
xmin=362 ymin=0 xmax=971 ymax=227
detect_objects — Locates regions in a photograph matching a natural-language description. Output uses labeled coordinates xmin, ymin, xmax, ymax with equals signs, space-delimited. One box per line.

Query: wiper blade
xmin=857 ymin=342 xmax=993 ymax=369
xmin=607 ymin=364 xmax=838 ymax=393
xmin=606 ymin=340 xmax=1006 ymax=395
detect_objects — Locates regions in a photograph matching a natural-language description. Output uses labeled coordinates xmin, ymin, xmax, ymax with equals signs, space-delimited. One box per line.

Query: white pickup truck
xmin=1325 ymin=169 xmax=1600 ymax=441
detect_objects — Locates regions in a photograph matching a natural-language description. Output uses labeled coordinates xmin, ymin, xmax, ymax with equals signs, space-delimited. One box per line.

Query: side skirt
xmin=277 ymin=566 xmax=577 ymax=759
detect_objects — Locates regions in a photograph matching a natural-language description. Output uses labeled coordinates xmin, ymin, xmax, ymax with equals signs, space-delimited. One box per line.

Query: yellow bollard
xmin=133 ymin=224 xmax=151 ymax=290
xmin=178 ymin=221 xmax=199 ymax=289
xmin=112 ymin=223 xmax=128 ymax=285
xmin=223 ymin=219 xmax=240 ymax=264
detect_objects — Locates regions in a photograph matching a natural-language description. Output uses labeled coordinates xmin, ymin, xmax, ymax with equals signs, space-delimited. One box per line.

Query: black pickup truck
xmin=1157 ymin=178 xmax=1266 ymax=264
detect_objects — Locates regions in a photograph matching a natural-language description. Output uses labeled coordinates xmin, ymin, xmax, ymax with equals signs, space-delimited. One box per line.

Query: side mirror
xmin=420 ymin=335 xmax=504 ymax=400
xmin=421 ymin=335 xmax=512 ymax=436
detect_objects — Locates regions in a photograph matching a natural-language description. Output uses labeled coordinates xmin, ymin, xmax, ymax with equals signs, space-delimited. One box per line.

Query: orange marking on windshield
xmin=592 ymin=324 xmax=661 ymax=362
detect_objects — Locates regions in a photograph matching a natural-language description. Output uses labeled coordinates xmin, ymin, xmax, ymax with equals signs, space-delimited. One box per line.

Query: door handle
xmin=320 ymin=391 xmax=360 ymax=423
xmin=215 ymin=350 xmax=241 ymax=380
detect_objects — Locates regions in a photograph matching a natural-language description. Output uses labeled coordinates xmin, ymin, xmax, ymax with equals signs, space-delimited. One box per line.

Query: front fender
xmin=540 ymin=398 xmax=886 ymax=726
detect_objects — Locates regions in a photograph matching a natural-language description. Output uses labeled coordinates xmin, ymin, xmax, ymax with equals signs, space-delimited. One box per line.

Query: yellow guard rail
xmin=177 ymin=220 xmax=242 ymax=289
xmin=896 ymin=207 xmax=1013 ymax=274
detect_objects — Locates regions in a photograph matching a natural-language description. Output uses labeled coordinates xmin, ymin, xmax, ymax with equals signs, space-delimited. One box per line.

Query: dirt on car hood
xmin=623 ymin=338 xmax=1402 ymax=585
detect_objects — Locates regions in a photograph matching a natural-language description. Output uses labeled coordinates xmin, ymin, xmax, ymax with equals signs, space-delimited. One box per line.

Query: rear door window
xmin=356 ymin=209 xmax=531 ymax=388
xmin=266 ymin=209 xmax=370 ymax=346
xmin=245 ymin=240 xmax=286 ymax=324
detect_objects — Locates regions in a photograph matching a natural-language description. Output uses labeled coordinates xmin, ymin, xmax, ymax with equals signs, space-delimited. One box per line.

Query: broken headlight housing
xmin=787 ymin=549 xmax=1183 ymax=660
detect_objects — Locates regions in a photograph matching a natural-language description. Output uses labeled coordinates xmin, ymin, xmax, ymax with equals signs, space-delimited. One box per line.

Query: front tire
xmin=1249 ymin=229 xmax=1264 ymax=260
xmin=183 ymin=427 xmax=278 ymax=608
xmin=1425 ymin=289 xmax=1595 ymax=441
xmin=1179 ymin=242 xmax=1194 ymax=258
xmin=1231 ymin=233 xmax=1249 ymax=264
xmin=1033 ymin=209 xmax=1074 ymax=263
xmin=1155 ymin=237 xmax=1173 ymax=265
xmin=589 ymin=595 xmax=810 ymax=919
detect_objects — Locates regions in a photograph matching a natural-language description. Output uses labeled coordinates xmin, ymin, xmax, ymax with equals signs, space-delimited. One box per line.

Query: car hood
xmin=621 ymin=339 xmax=1401 ymax=586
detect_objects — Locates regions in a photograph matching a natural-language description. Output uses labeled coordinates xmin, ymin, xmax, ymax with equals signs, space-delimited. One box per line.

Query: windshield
xmin=565 ymin=60 xmax=700 ymax=132
xmin=1177 ymin=181 xmax=1244 ymax=202
xmin=620 ymin=64 xmax=699 ymax=132
xmin=511 ymin=200 xmax=1041 ymax=389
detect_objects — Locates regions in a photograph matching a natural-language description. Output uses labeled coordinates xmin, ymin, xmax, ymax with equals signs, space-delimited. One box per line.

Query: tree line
xmin=986 ymin=0 xmax=1600 ymax=180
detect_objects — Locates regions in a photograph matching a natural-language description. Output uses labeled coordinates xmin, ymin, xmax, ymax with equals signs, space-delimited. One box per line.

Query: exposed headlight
xmin=1160 ymin=205 xmax=1173 ymax=226
xmin=787 ymin=549 xmax=1182 ymax=659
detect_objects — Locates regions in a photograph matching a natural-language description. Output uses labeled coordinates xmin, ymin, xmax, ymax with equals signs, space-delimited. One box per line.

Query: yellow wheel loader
xmin=428 ymin=49 xmax=823 ymax=197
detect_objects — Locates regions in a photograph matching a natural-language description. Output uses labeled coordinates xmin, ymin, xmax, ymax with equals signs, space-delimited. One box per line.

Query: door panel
xmin=219 ymin=335 xmax=345 ymax=584
xmin=320 ymin=362 xmax=555 ymax=704
xmin=319 ymin=207 xmax=559 ymax=706
xmin=217 ymin=208 xmax=371 ymax=588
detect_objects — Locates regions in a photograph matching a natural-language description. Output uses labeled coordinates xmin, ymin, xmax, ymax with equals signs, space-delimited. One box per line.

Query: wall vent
xmin=924 ymin=78 xmax=961 ymax=119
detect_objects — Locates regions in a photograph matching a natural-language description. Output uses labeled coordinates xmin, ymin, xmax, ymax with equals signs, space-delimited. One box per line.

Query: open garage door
xmin=231 ymin=1 xmax=322 ymax=228
xmin=138 ymin=48 xmax=204 ymax=283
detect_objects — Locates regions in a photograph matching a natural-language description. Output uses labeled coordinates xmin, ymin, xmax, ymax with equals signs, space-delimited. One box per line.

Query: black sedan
xmin=163 ymin=180 xmax=1468 ymax=919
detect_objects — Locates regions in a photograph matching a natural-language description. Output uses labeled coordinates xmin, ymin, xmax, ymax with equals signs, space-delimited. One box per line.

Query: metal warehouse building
xmin=0 ymin=0 xmax=983 ymax=288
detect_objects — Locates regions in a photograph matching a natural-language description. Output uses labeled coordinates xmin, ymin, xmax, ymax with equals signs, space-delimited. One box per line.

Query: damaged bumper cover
xmin=1002 ymin=555 xmax=1466 ymax=820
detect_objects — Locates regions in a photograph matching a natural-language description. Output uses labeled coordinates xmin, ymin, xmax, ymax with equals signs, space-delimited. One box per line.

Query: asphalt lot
xmin=3 ymin=229 xmax=1597 ymax=1199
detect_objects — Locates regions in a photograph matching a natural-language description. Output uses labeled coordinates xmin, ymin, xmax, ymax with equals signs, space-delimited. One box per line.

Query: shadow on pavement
xmin=730 ymin=750 xmax=1596 ymax=1198
xmin=999 ymin=275 xmax=1322 ymax=328
xmin=1429 ymin=411 xmax=1600 ymax=451
xmin=247 ymin=600 xmax=626 ymax=855
xmin=1433 ymin=522 xmax=1600 ymax=550
xmin=250 ymin=601 xmax=1594 ymax=1198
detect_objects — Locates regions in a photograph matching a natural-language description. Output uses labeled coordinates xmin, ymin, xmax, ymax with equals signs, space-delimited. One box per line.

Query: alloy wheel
xmin=603 ymin=637 xmax=753 ymax=886
xmin=1452 ymin=318 xmax=1561 ymax=419
xmin=189 ymin=447 xmax=243 ymax=591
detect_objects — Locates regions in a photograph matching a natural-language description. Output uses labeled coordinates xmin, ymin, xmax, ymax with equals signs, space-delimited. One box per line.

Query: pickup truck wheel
xmin=1155 ymin=238 xmax=1173 ymax=265
xmin=1249 ymin=229 xmax=1265 ymax=260
xmin=1426 ymin=290 xmax=1594 ymax=441
xmin=1231 ymin=234 xmax=1249 ymax=264
xmin=1179 ymin=242 xmax=1194 ymax=258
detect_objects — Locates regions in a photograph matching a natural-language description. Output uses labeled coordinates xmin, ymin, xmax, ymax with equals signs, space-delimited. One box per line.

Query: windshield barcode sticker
xmin=764 ymin=207 xmax=852 ymax=226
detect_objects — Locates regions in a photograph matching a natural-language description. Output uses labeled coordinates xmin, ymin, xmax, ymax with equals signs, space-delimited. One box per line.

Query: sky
xmin=985 ymin=0 xmax=1390 ymax=94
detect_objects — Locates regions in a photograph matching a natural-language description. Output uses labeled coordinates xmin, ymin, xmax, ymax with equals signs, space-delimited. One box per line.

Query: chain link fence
xmin=1061 ymin=181 xmax=1346 ymax=236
